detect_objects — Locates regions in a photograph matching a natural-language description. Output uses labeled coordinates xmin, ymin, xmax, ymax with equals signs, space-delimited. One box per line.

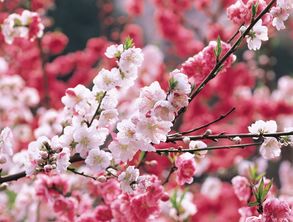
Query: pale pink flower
xmin=231 ymin=176 xmax=251 ymax=202
xmin=138 ymin=81 xmax=166 ymax=114
xmin=170 ymin=69 xmax=192 ymax=94
xmin=175 ymin=153 xmax=197 ymax=185
xmin=153 ymin=100 xmax=175 ymax=121
xmin=0 ymin=127 xmax=14 ymax=156
xmin=189 ymin=140 xmax=208 ymax=158
xmin=73 ymin=126 xmax=108 ymax=158
xmin=119 ymin=47 xmax=144 ymax=76
xmin=248 ymin=120 xmax=277 ymax=135
xmin=108 ymin=140 xmax=138 ymax=162
xmin=85 ymin=149 xmax=112 ymax=173
xmin=243 ymin=19 xmax=268 ymax=51
xmin=118 ymin=166 xmax=139 ymax=193
xmin=259 ymin=137 xmax=282 ymax=160
xmin=105 ymin=44 xmax=123 ymax=58
xmin=117 ymin=120 xmax=137 ymax=143
xmin=262 ymin=198 xmax=291 ymax=221
xmin=93 ymin=68 xmax=121 ymax=91
xmin=56 ymin=147 xmax=71 ymax=174
xmin=136 ymin=116 xmax=172 ymax=144
xmin=2 ymin=10 xmax=44 ymax=44
xmin=61 ymin=84 xmax=93 ymax=114
xmin=271 ymin=7 xmax=290 ymax=30
xmin=98 ymin=109 xmax=119 ymax=127
xmin=168 ymin=92 xmax=190 ymax=110
xmin=201 ymin=177 xmax=222 ymax=200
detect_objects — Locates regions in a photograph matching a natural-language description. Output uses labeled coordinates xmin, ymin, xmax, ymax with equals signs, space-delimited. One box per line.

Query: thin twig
xmin=167 ymin=131 xmax=293 ymax=142
xmin=162 ymin=166 xmax=177 ymax=185
xmin=174 ymin=0 xmax=276 ymax=121
xmin=88 ymin=91 xmax=107 ymax=127
xmin=157 ymin=142 xmax=262 ymax=154
xmin=67 ymin=167 xmax=97 ymax=180
xmin=169 ymin=107 xmax=235 ymax=137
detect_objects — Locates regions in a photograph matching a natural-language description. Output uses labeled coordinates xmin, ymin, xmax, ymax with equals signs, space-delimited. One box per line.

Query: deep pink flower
xmin=262 ymin=198 xmax=291 ymax=222
xmin=175 ymin=153 xmax=197 ymax=185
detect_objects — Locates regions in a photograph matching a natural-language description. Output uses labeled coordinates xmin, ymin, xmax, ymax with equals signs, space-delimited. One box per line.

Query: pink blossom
xmin=262 ymin=198 xmax=291 ymax=222
xmin=175 ymin=153 xmax=197 ymax=185
xmin=259 ymin=137 xmax=282 ymax=160
xmin=231 ymin=176 xmax=251 ymax=202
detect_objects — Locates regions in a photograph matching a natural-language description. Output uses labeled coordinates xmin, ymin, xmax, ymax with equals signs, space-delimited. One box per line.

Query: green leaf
xmin=169 ymin=77 xmax=178 ymax=90
xmin=252 ymin=3 xmax=258 ymax=18
xmin=123 ymin=36 xmax=134 ymax=50
xmin=170 ymin=190 xmax=178 ymax=209
xmin=261 ymin=180 xmax=273 ymax=202
xmin=258 ymin=178 xmax=264 ymax=201
xmin=214 ymin=36 xmax=222 ymax=61
xmin=248 ymin=201 xmax=259 ymax=207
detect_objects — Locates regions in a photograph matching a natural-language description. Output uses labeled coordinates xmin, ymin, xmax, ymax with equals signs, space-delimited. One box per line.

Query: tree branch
xmin=167 ymin=131 xmax=293 ymax=142
xmin=169 ymin=107 xmax=235 ymax=137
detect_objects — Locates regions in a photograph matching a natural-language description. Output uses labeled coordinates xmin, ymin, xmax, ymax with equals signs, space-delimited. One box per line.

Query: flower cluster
xmin=2 ymin=10 xmax=44 ymax=44
xmin=248 ymin=120 xmax=291 ymax=159
xmin=25 ymin=136 xmax=70 ymax=175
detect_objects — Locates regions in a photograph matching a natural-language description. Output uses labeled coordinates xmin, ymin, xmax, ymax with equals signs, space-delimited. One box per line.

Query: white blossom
xmin=189 ymin=140 xmax=208 ymax=159
xmin=136 ymin=116 xmax=172 ymax=144
xmin=108 ymin=140 xmax=138 ymax=163
xmin=248 ymin=120 xmax=277 ymax=135
xmin=243 ymin=19 xmax=268 ymax=51
xmin=105 ymin=44 xmax=123 ymax=58
xmin=85 ymin=149 xmax=112 ymax=173
xmin=260 ymin=137 xmax=282 ymax=159
xmin=118 ymin=166 xmax=139 ymax=193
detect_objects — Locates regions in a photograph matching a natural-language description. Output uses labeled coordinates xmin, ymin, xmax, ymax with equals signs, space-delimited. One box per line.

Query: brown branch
xmin=157 ymin=142 xmax=262 ymax=154
xmin=87 ymin=91 xmax=107 ymax=127
xmin=0 ymin=154 xmax=84 ymax=184
xmin=167 ymin=131 xmax=293 ymax=142
xmin=162 ymin=166 xmax=177 ymax=185
xmin=67 ymin=167 xmax=97 ymax=180
xmin=169 ymin=107 xmax=235 ymax=137
xmin=174 ymin=0 xmax=276 ymax=120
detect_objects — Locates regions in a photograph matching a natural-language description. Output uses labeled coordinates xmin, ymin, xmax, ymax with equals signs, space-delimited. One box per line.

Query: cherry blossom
xmin=259 ymin=137 xmax=282 ymax=160
xmin=85 ymin=149 xmax=112 ymax=173
xmin=175 ymin=153 xmax=197 ymax=185
xmin=118 ymin=166 xmax=139 ymax=193
xmin=242 ymin=19 xmax=268 ymax=51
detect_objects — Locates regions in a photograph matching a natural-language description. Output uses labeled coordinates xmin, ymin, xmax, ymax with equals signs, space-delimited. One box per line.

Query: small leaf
xmin=248 ymin=201 xmax=259 ymax=207
xmin=214 ymin=36 xmax=222 ymax=61
xmin=169 ymin=77 xmax=178 ymax=90
xmin=252 ymin=3 xmax=258 ymax=18
xmin=123 ymin=36 xmax=134 ymax=50
xmin=261 ymin=180 xmax=273 ymax=202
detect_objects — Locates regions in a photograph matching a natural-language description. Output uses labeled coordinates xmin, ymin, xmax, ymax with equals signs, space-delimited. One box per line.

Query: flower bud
xmin=183 ymin=136 xmax=190 ymax=144
xmin=97 ymin=176 xmax=107 ymax=183
xmin=204 ymin=129 xmax=212 ymax=136
xmin=161 ymin=193 xmax=170 ymax=202
xmin=44 ymin=164 xmax=53 ymax=173
xmin=232 ymin=136 xmax=242 ymax=144
xmin=40 ymin=151 xmax=48 ymax=159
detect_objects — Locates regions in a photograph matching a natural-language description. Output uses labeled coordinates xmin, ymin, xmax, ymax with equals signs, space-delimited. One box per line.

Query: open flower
xmin=242 ymin=19 xmax=268 ymax=50
xmin=259 ymin=137 xmax=282 ymax=160
xmin=175 ymin=153 xmax=197 ymax=185
xmin=85 ymin=149 xmax=112 ymax=173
